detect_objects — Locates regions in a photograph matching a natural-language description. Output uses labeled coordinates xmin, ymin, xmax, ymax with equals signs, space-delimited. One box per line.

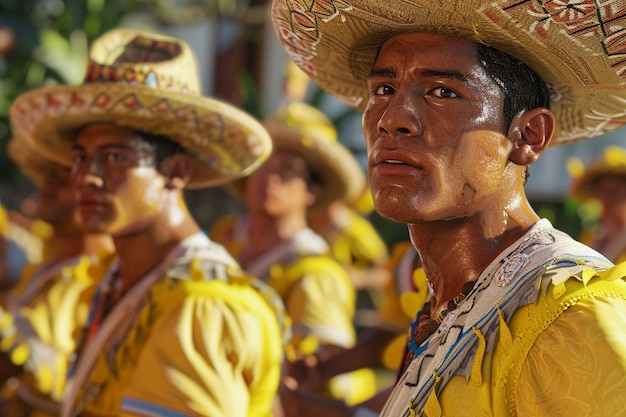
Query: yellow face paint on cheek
xmin=105 ymin=168 xmax=166 ymax=236
xmin=454 ymin=130 xmax=511 ymax=201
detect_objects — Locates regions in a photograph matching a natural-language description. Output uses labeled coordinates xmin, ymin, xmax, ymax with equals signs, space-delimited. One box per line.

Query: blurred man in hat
xmin=273 ymin=60 xmax=391 ymax=294
xmin=570 ymin=145 xmax=626 ymax=264
xmin=282 ymin=240 xmax=426 ymax=416
xmin=10 ymin=28 xmax=288 ymax=417
xmin=0 ymin=136 xmax=115 ymax=416
xmin=210 ymin=101 xmax=377 ymax=406
xmin=271 ymin=1 xmax=626 ymax=416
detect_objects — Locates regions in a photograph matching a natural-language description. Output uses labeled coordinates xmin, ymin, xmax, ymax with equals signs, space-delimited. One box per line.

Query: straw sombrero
xmin=232 ymin=101 xmax=366 ymax=208
xmin=9 ymin=28 xmax=272 ymax=188
xmin=570 ymin=145 xmax=626 ymax=201
xmin=271 ymin=0 xmax=626 ymax=146
xmin=6 ymin=135 xmax=59 ymax=189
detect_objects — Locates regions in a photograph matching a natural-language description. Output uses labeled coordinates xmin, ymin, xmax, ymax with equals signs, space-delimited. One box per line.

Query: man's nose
xmin=72 ymin=155 xmax=105 ymax=189
xmin=377 ymin=90 xmax=424 ymax=138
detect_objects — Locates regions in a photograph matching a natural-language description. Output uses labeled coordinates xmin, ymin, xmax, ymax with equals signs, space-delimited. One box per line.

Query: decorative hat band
xmin=83 ymin=34 xmax=199 ymax=95
xmin=8 ymin=28 xmax=272 ymax=189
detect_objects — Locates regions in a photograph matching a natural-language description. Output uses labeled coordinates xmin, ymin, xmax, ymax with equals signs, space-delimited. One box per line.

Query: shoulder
xmin=506 ymin=262 xmax=626 ymax=341
xmin=512 ymin=268 xmax=626 ymax=415
xmin=498 ymin=263 xmax=626 ymax=410
xmin=283 ymin=254 xmax=349 ymax=277
xmin=148 ymin=267 xmax=290 ymax=344
xmin=292 ymin=228 xmax=330 ymax=255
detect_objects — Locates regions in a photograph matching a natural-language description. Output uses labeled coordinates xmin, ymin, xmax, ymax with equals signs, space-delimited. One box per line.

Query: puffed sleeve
xmin=516 ymin=296 xmax=626 ymax=417
xmin=119 ymin=279 xmax=284 ymax=417
xmin=280 ymin=257 xmax=356 ymax=350
xmin=332 ymin=212 xmax=388 ymax=268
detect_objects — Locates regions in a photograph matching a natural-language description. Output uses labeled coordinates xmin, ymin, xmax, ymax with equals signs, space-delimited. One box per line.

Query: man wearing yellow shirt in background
xmin=9 ymin=28 xmax=287 ymax=417
xmin=211 ymin=101 xmax=377 ymax=406
xmin=0 ymin=135 xmax=114 ymax=416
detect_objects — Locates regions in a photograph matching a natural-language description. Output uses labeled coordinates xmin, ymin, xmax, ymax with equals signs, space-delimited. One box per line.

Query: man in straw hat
xmin=0 ymin=136 xmax=115 ymax=415
xmin=570 ymin=145 xmax=626 ymax=264
xmin=270 ymin=60 xmax=390 ymax=294
xmin=270 ymin=1 xmax=626 ymax=416
xmin=210 ymin=100 xmax=378 ymax=406
xmin=9 ymin=28 xmax=288 ymax=416
xmin=283 ymin=240 xmax=427 ymax=417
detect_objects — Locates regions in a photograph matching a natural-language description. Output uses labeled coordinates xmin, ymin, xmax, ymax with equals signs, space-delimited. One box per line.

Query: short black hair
xmin=132 ymin=130 xmax=186 ymax=169
xmin=476 ymin=43 xmax=550 ymax=133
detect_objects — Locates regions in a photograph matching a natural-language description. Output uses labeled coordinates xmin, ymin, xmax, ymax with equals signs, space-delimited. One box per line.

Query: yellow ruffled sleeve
xmin=272 ymin=256 xmax=356 ymax=351
xmin=516 ymin=295 xmax=626 ymax=417
xmin=330 ymin=212 xmax=388 ymax=268
xmin=119 ymin=279 xmax=284 ymax=417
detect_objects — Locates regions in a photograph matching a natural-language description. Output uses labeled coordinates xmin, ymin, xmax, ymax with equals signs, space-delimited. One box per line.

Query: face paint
xmin=71 ymin=123 xmax=168 ymax=237
xmin=363 ymin=33 xmax=514 ymax=224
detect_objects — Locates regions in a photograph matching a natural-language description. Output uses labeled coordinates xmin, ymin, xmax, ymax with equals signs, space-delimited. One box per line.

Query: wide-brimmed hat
xmin=9 ymin=28 xmax=271 ymax=188
xmin=6 ymin=136 xmax=59 ymax=189
xmin=570 ymin=145 xmax=626 ymax=201
xmin=231 ymin=101 xmax=366 ymax=208
xmin=271 ymin=0 xmax=626 ymax=146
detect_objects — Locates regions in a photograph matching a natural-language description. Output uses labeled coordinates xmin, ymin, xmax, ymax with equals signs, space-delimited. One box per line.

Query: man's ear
xmin=160 ymin=154 xmax=193 ymax=190
xmin=306 ymin=184 xmax=322 ymax=208
xmin=508 ymin=107 xmax=555 ymax=166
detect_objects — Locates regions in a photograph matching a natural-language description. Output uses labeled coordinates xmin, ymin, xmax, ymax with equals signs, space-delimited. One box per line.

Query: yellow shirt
xmin=268 ymin=255 xmax=377 ymax=405
xmin=0 ymin=250 xmax=115 ymax=416
xmin=66 ymin=234 xmax=286 ymax=417
xmin=437 ymin=269 xmax=626 ymax=417
xmin=210 ymin=215 xmax=376 ymax=405
xmin=321 ymin=208 xmax=388 ymax=270
xmin=78 ymin=276 xmax=285 ymax=417
xmin=381 ymin=220 xmax=626 ymax=417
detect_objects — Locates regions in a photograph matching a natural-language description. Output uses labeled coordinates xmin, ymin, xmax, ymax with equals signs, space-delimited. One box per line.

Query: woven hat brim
xmin=571 ymin=163 xmax=626 ymax=201
xmin=10 ymin=83 xmax=272 ymax=189
xmin=270 ymin=122 xmax=366 ymax=207
xmin=6 ymin=136 xmax=58 ymax=189
xmin=230 ymin=122 xmax=366 ymax=209
xmin=272 ymin=0 xmax=626 ymax=146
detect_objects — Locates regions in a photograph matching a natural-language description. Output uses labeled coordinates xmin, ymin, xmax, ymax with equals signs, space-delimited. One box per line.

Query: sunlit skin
xmin=243 ymin=150 xmax=317 ymax=265
xmin=362 ymin=33 xmax=554 ymax=315
xmin=71 ymin=123 xmax=200 ymax=293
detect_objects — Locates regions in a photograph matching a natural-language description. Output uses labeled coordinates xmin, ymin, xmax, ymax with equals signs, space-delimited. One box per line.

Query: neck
xmin=113 ymin=198 xmax=201 ymax=295
xmin=245 ymin=210 xmax=308 ymax=264
xmin=408 ymin=196 xmax=539 ymax=315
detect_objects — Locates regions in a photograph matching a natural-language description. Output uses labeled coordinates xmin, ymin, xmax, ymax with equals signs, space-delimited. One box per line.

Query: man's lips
xmin=77 ymin=197 xmax=106 ymax=211
xmin=372 ymin=160 xmax=417 ymax=176
xmin=370 ymin=148 xmax=422 ymax=175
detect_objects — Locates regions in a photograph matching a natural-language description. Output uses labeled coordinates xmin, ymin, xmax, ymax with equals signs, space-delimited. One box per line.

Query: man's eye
xmin=374 ymin=84 xmax=394 ymax=95
xmin=431 ymin=87 xmax=458 ymax=98
xmin=105 ymin=153 xmax=126 ymax=162
xmin=72 ymin=154 xmax=85 ymax=164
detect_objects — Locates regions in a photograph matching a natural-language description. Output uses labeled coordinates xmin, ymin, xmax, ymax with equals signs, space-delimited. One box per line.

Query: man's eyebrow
xmin=367 ymin=67 xmax=468 ymax=83
xmin=417 ymin=69 xmax=468 ymax=83
xmin=70 ymin=143 xmax=136 ymax=152
xmin=367 ymin=67 xmax=396 ymax=80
